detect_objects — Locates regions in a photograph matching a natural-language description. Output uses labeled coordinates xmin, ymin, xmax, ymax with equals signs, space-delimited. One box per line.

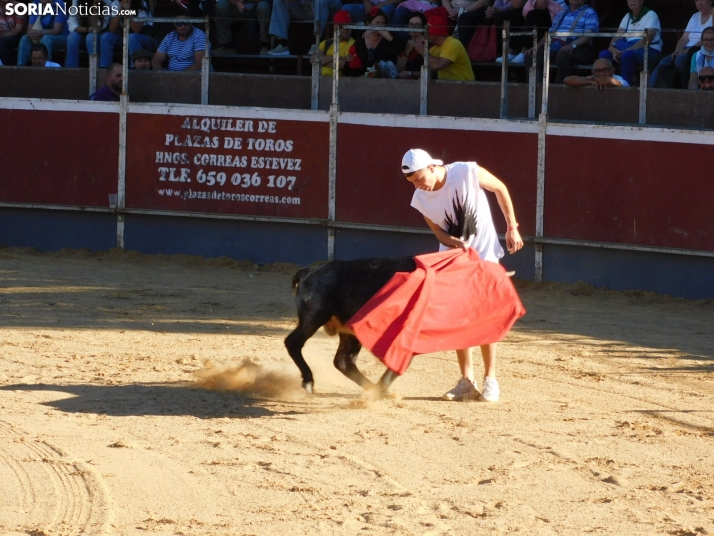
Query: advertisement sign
xmin=126 ymin=113 xmax=329 ymax=219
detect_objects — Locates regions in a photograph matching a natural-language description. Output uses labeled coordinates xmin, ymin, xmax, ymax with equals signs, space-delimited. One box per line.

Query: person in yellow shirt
xmin=415 ymin=15 xmax=475 ymax=81
xmin=314 ymin=10 xmax=356 ymax=76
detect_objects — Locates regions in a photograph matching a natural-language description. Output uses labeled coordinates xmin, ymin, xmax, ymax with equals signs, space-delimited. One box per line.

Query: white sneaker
xmin=268 ymin=44 xmax=290 ymax=56
xmin=307 ymin=44 xmax=318 ymax=56
xmin=480 ymin=377 xmax=500 ymax=402
xmin=495 ymin=53 xmax=517 ymax=63
xmin=510 ymin=53 xmax=525 ymax=65
xmin=442 ymin=377 xmax=480 ymax=401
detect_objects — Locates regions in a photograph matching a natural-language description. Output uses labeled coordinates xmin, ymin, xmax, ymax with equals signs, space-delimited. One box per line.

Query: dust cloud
xmin=193 ymin=358 xmax=306 ymax=399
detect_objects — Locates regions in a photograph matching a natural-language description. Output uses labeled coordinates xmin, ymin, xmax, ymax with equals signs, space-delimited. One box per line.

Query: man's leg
xmin=99 ymin=32 xmax=121 ymax=67
xmin=215 ymin=0 xmax=243 ymax=49
xmin=40 ymin=34 xmax=67 ymax=63
xmin=480 ymin=343 xmax=500 ymax=402
xmin=256 ymin=0 xmax=272 ymax=49
xmin=675 ymin=50 xmax=692 ymax=89
xmin=65 ymin=31 xmax=82 ymax=67
xmin=380 ymin=3 xmax=396 ymax=23
xmin=443 ymin=348 xmax=478 ymax=401
xmin=456 ymin=9 xmax=486 ymax=50
xmin=341 ymin=3 xmax=366 ymax=23
xmin=269 ymin=0 xmax=290 ymax=41
xmin=554 ymin=44 xmax=591 ymax=84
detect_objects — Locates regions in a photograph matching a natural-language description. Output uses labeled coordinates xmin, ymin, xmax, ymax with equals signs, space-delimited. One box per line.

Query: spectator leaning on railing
xmin=524 ymin=0 xmax=598 ymax=85
xmin=650 ymin=0 xmax=712 ymax=88
xmin=696 ymin=64 xmax=714 ymax=88
xmin=0 ymin=0 xmax=26 ymax=65
xmin=688 ymin=26 xmax=714 ymax=89
xmin=90 ymin=62 xmax=122 ymax=100
xmin=416 ymin=14 xmax=474 ymax=80
xmin=17 ymin=0 xmax=69 ymax=66
xmin=65 ymin=0 xmax=112 ymax=68
xmin=152 ymin=16 xmax=209 ymax=71
xmin=598 ymin=0 xmax=661 ymax=87
xmin=563 ymin=57 xmax=629 ymax=88
xmin=30 ymin=42 xmax=60 ymax=66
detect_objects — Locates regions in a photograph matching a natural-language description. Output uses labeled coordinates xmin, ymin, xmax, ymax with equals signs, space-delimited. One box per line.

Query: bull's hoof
xmin=302 ymin=381 xmax=314 ymax=394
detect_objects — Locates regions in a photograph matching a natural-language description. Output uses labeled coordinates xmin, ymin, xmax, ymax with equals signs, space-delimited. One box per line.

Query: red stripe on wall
xmin=336 ymin=124 xmax=538 ymax=235
xmin=0 ymin=109 xmax=119 ymax=207
xmin=544 ymin=136 xmax=713 ymax=252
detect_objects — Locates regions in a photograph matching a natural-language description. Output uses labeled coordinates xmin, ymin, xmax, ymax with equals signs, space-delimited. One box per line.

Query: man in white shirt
xmin=402 ymin=149 xmax=524 ymax=402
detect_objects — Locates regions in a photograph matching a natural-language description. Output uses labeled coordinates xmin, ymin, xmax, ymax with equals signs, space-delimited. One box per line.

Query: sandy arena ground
xmin=0 ymin=247 xmax=712 ymax=536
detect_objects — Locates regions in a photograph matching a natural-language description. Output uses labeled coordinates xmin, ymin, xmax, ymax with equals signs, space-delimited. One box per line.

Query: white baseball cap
xmin=401 ymin=149 xmax=443 ymax=174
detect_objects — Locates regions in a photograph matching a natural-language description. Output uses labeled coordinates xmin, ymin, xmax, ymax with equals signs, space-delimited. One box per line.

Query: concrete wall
xmin=1 ymin=68 xmax=712 ymax=128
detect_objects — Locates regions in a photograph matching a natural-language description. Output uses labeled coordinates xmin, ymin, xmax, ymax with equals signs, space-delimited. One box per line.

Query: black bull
xmin=284 ymin=256 xmax=417 ymax=396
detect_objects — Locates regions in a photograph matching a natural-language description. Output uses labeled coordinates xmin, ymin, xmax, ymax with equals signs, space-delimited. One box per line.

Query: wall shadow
xmin=0 ymin=382 xmax=309 ymax=419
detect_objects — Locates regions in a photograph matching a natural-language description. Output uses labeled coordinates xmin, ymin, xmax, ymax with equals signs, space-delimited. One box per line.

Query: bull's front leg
xmin=285 ymin=323 xmax=318 ymax=393
xmin=333 ymin=333 xmax=376 ymax=390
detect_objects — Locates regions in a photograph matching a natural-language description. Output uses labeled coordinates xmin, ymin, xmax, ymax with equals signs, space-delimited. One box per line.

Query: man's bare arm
xmin=424 ymin=216 xmax=468 ymax=250
xmin=476 ymin=167 xmax=524 ymax=253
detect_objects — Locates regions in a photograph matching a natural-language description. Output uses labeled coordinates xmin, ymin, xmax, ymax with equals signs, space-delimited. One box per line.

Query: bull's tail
xmin=291 ymin=267 xmax=311 ymax=295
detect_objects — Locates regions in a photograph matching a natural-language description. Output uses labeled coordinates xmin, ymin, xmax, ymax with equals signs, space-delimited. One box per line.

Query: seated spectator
xmin=152 ymin=17 xmax=209 ymax=71
xmin=598 ymin=0 xmax=661 ymax=86
xmin=0 ymin=0 xmax=26 ymax=66
xmin=30 ymin=43 xmax=61 ymax=66
xmin=267 ymin=0 xmax=342 ymax=56
xmin=417 ymin=14 xmax=474 ymax=80
xmin=688 ymin=26 xmax=714 ymax=88
xmin=524 ymin=0 xmax=598 ymax=84
xmin=396 ymin=12 xmax=427 ymax=78
xmin=93 ymin=0 xmax=156 ymax=68
xmin=342 ymin=0 xmax=399 ymax=24
xmin=213 ymin=0 xmax=272 ymax=55
xmin=650 ymin=0 xmax=712 ymax=88
xmin=65 ymin=0 xmax=112 ymax=68
xmin=17 ymin=0 xmax=69 ymax=66
xmin=563 ymin=57 xmax=629 ymax=88
xmin=696 ymin=64 xmax=714 ymax=89
xmin=132 ymin=48 xmax=152 ymax=69
xmin=343 ymin=8 xmax=400 ymax=75
xmin=90 ymin=62 xmax=122 ymax=100
xmin=314 ymin=10 xmax=355 ymax=76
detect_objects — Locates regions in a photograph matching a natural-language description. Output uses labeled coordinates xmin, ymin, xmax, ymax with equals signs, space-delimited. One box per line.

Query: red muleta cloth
xmin=346 ymin=249 xmax=526 ymax=375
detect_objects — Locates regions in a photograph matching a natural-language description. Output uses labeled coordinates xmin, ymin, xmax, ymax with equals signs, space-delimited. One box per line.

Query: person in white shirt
xmin=650 ymin=0 xmax=713 ymax=88
xmin=599 ymin=0 xmax=661 ymax=86
xmin=564 ymin=57 xmax=630 ymax=88
xmin=401 ymin=149 xmax=524 ymax=403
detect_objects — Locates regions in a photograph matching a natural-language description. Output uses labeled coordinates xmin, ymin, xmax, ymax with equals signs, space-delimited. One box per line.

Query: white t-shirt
xmin=411 ymin=162 xmax=504 ymax=263
xmin=613 ymin=74 xmax=629 ymax=87
xmin=619 ymin=9 xmax=662 ymax=52
xmin=685 ymin=11 xmax=713 ymax=48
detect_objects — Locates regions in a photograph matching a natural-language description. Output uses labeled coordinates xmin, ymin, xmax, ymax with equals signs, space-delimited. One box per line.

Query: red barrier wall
xmin=0 ymin=109 xmax=119 ymax=207
xmin=545 ymin=136 xmax=713 ymax=252
xmin=336 ymin=124 xmax=538 ymax=235
xmin=126 ymin=114 xmax=329 ymax=219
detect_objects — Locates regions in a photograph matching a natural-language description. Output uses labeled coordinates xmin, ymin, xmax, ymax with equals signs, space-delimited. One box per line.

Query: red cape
xmin=346 ymin=249 xmax=526 ymax=375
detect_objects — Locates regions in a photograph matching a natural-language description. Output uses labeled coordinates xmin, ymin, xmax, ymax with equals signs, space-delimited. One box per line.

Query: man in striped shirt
xmin=524 ymin=0 xmax=599 ymax=84
xmin=152 ymin=17 xmax=209 ymax=71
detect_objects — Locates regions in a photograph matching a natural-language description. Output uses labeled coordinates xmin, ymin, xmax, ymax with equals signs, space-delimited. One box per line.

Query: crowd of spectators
xmin=0 ymin=0 xmax=713 ymax=90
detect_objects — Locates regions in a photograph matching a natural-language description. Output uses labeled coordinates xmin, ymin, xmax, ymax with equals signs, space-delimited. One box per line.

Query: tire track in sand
xmin=0 ymin=420 xmax=113 ymax=535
